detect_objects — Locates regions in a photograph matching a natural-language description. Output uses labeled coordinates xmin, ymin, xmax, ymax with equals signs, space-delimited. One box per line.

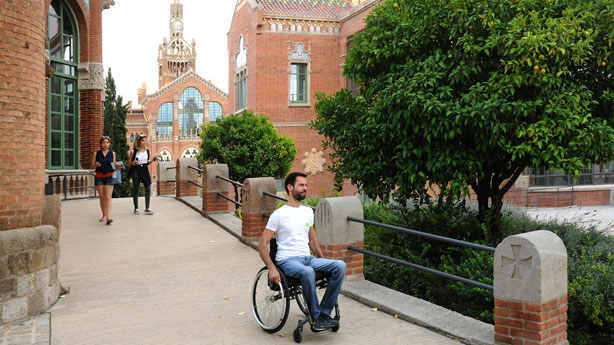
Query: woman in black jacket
xmin=128 ymin=134 xmax=158 ymax=215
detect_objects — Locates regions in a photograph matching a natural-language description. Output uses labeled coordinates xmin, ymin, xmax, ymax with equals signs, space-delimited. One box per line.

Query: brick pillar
xmin=494 ymin=230 xmax=568 ymax=345
xmin=315 ymin=196 xmax=364 ymax=281
xmin=175 ymin=157 xmax=199 ymax=197
xmin=241 ymin=177 xmax=276 ymax=239
xmin=156 ymin=161 xmax=176 ymax=196
xmin=202 ymin=164 xmax=230 ymax=213
xmin=0 ymin=0 xmax=46 ymax=230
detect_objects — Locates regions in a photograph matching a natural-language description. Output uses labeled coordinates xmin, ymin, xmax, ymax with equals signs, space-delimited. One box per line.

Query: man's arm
xmin=258 ymin=228 xmax=281 ymax=283
xmin=308 ymin=226 xmax=324 ymax=258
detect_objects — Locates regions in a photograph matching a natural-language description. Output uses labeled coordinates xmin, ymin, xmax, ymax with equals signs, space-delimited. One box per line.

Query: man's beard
xmin=292 ymin=190 xmax=306 ymax=201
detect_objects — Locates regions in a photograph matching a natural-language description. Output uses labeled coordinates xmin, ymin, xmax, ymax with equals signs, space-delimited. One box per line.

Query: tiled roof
xmin=259 ymin=0 xmax=353 ymax=19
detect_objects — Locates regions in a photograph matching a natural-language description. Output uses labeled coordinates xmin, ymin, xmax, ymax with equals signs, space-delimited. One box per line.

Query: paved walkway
xmin=49 ymin=197 xmax=459 ymax=345
xmin=520 ymin=205 xmax=614 ymax=235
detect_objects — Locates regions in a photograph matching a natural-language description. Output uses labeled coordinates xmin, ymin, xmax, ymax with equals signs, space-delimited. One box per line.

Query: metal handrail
xmin=166 ymin=166 xmax=176 ymax=170
xmin=347 ymin=217 xmax=495 ymax=253
xmin=348 ymin=246 xmax=493 ymax=291
xmin=188 ymin=165 xmax=202 ymax=173
xmin=188 ymin=180 xmax=202 ymax=188
xmin=218 ymin=192 xmax=242 ymax=207
xmin=262 ymin=191 xmax=316 ymax=210
xmin=216 ymin=175 xmax=243 ymax=187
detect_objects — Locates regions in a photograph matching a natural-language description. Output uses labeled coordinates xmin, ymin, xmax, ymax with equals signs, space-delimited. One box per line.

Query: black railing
xmin=47 ymin=173 xmax=96 ymax=200
xmin=215 ymin=175 xmax=243 ymax=210
xmin=167 ymin=166 xmax=176 ymax=170
xmin=187 ymin=165 xmax=203 ymax=189
xmin=346 ymin=217 xmax=494 ymax=291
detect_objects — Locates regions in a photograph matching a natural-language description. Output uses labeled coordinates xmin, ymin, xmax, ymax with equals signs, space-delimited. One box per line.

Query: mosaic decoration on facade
xmin=264 ymin=18 xmax=340 ymax=34
xmin=290 ymin=43 xmax=309 ymax=60
xmin=83 ymin=0 xmax=89 ymax=10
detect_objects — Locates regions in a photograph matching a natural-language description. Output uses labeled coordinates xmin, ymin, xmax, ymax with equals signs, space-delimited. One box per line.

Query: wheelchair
xmin=251 ymin=238 xmax=340 ymax=343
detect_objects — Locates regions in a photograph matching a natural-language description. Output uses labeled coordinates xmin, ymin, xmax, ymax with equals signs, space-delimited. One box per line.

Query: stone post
xmin=202 ymin=164 xmax=230 ymax=213
xmin=315 ymin=197 xmax=364 ymax=281
xmin=494 ymin=230 xmax=568 ymax=345
xmin=241 ymin=177 xmax=276 ymax=239
xmin=175 ymin=157 xmax=199 ymax=197
xmin=157 ymin=161 xmax=176 ymax=196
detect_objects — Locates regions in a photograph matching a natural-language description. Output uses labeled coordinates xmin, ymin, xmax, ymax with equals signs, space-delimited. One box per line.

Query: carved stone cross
xmin=501 ymin=244 xmax=533 ymax=279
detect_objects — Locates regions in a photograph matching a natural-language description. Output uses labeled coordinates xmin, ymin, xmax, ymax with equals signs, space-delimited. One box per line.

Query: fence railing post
xmin=494 ymin=230 xmax=568 ymax=345
xmin=157 ymin=161 xmax=176 ymax=196
xmin=315 ymin=196 xmax=365 ymax=281
xmin=203 ymin=164 xmax=230 ymax=213
xmin=176 ymin=158 xmax=199 ymax=197
xmin=241 ymin=177 xmax=276 ymax=239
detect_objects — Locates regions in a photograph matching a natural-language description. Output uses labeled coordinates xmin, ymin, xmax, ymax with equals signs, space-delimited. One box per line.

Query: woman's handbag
xmin=112 ymin=169 xmax=122 ymax=185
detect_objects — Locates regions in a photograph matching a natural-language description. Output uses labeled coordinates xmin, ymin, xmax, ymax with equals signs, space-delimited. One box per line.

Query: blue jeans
xmin=277 ymin=256 xmax=346 ymax=320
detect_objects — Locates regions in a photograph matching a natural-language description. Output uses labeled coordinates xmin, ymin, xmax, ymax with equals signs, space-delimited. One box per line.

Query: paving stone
xmin=50 ymin=197 xmax=461 ymax=345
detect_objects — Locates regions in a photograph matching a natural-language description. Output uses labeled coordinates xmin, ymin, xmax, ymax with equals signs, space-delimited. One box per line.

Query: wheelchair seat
xmin=252 ymin=238 xmax=339 ymax=343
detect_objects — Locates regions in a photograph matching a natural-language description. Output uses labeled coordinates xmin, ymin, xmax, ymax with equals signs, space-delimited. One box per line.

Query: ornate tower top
xmin=158 ymin=0 xmax=196 ymax=88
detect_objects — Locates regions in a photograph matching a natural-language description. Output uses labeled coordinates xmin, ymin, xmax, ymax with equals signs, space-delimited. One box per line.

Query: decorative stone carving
xmin=78 ymin=63 xmax=105 ymax=90
xmin=102 ymin=0 xmax=115 ymax=10
xmin=302 ymin=148 xmax=325 ymax=175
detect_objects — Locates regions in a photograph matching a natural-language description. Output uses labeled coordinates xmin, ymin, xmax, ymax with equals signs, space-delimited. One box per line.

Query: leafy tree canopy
xmin=312 ymin=0 xmax=614 ymax=237
xmin=198 ymin=110 xmax=297 ymax=183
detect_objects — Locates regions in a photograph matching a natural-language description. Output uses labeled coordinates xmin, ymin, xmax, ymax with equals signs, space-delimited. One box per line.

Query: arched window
xmin=209 ymin=102 xmax=223 ymax=122
xmin=235 ymin=35 xmax=246 ymax=69
xmin=47 ymin=0 xmax=78 ymax=169
xmin=157 ymin=103 xmax=173 ymax=136
xmin=179 ymin=87 xmax=204 ymax=135
xmin=129 ymin=132 xmax=135 ymax=143
xmin=181 ymin=148 xmax=199 ymax=158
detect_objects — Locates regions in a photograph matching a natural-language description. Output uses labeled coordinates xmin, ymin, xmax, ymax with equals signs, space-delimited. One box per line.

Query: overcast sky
xmin=102 ymin=0 xmax=237 ymax=107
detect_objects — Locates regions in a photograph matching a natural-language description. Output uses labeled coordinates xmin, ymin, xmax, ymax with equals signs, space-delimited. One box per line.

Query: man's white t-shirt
xmin=265 ymin=205 xmax=314 ymax=261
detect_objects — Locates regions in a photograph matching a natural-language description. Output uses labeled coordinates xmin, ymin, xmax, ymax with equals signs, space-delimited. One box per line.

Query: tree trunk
xmin=474 ymin=179 xmax=503 ymax=243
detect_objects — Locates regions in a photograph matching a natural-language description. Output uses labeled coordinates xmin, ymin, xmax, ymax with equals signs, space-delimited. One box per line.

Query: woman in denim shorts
xmin=92 ymin=136 xmax=117 ymax=225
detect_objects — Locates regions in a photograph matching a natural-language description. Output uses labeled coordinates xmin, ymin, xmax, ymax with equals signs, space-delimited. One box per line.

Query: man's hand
xmin=268 ymin=266 xmax=281 ymax=284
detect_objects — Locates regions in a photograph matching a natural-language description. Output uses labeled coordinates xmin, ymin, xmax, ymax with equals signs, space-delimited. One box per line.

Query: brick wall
xmin=321 ymin=242 xmax=364 ymax=278
xmin=0 ymin=0 xmax=46 ymax=230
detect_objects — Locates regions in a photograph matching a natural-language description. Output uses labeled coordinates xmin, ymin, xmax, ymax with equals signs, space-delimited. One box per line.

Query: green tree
xmin=198 ymin=110 xmax=297 ymax=201
xmin=103 ymin=68 xmax=131 ymax=197
xmin=312 ymin=0 xmax=614 ymax=240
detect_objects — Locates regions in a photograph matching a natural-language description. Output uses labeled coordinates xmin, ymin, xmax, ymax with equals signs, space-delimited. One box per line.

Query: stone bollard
xmin=494 ymin=230 xmax=568 ymax=345
xmin=157 ymin=161 xmax=176 ymax=196
xmin=315 ymin=196 xmax=364 ymax=281
xmin=202 ymin=164 xmax=231 ymax=213
xmin=175 ymin=158 xmax=199 ymax=197
xmin=241 ymin=177 xmax=276 ymax=239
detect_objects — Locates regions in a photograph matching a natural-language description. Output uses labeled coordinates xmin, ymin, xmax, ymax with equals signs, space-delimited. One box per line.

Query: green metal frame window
xmin=209 ymin=102 xmax=222 ymax=122
xmin=157 ymin=103 xmax=173 ymax=136
xmin=235 ymin=70 xmax=247 ymax=111
xmin=179 ymin=87 xmax=204 ymax=135
xmin=290 ymin=63 xmax=308 ymax=103
xmin=47 ymin=0 xmax=78 ymax=169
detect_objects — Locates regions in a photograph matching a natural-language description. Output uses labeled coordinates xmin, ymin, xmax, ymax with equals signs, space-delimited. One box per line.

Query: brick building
xmin=227 ymin=0 xmax=378 ymax=195
xmin=126 ymin=0 xmax=228 ymax=180
xmin=227 ymin=0 xmax=614 ymax=205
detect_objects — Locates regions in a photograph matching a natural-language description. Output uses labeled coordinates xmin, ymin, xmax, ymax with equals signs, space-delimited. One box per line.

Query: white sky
xmin=102 ymin=0 xmax=237 ymax=107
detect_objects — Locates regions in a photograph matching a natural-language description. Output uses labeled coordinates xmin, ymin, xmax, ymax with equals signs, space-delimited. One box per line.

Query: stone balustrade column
xmin=315 ymin=196 xmax=364 ymax=281
xmin=156 ymin=161 xmax=176 ymax=196
xmin=202 ymin=164 xmax=230 ymax=213
xmin=175 ymin=158 xmax=199 ymax=197
xmin=241 ymin=178 xmax=276 ymax=239
xmin=494 ymin=230 xmax=568 ymax=345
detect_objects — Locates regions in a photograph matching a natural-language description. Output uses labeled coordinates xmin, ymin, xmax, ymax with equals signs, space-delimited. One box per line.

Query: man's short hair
xmin=284 ymin=172 xmax=307 ymax=194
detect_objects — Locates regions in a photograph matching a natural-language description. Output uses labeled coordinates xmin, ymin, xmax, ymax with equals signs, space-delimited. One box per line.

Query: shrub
xmin=364 ymin=200 xmax=614 ymax=343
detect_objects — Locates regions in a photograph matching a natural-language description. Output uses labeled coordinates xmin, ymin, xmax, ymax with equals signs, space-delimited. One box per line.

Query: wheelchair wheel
xmin=295 ymin=289 xmax=309 ymax=316
xmin=252 ymin=267 xmax=290 ymax=333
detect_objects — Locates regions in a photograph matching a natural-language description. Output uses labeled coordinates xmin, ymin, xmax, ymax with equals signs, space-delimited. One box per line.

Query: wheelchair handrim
xmin=252 ymin=268 xmax=288 ymax=332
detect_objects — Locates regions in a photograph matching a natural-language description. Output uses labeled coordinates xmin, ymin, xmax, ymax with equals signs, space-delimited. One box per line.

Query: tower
xmin=158 ymin=0 xmax=196 ymax=88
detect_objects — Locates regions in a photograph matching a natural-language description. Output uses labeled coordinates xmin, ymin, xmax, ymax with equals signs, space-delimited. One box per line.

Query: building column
xmin=0 ymin=0 xmax=46 ymax=230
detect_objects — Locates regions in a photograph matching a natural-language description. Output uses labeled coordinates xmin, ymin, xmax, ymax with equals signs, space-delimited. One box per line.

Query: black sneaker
xmin=312 ymin=316 xmax=332 ymax=331
xmin=320 ymin=313 xmax=339 ymax=328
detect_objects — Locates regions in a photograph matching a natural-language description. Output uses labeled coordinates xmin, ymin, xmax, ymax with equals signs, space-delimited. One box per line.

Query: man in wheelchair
xmin=257 ymin=172 xmax=347 ymax=332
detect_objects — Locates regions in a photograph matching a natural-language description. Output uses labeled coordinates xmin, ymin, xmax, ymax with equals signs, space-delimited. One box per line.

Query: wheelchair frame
xmin=251 ymin=238 xmax=340 ymax=343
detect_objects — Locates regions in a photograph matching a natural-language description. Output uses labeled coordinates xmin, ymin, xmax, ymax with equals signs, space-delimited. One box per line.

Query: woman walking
xmin=128 ymin=134 xmax=158 ymax=215
xmin=92 ymin=136 xmax=116 ymax=225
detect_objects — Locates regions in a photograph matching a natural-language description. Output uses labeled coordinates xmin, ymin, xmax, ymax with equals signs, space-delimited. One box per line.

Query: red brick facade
xmin=227 ymin=0 xmax=379 ymax=197
xmin=321 ymin=242 xmax=364 ymax=277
